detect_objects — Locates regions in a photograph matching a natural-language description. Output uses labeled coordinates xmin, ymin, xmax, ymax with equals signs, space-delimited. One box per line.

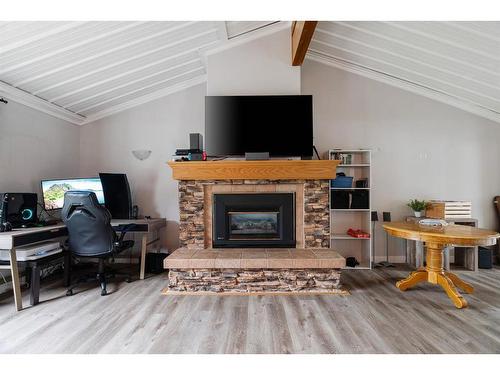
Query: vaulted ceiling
xmin=308 ymin=21 xmax=500 ymax=123
xmin=1 ymin=21 xmax=499 ymax=125
xmin=0 ymin=21 xmax=276 ymax=124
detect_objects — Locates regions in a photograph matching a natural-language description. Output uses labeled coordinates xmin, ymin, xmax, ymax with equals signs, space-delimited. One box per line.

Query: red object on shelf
xmin=347 ymin=228 xmax=370 ymax=238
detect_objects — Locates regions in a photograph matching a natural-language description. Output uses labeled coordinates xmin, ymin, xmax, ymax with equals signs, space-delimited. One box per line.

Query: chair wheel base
xmin=101 ymin=289 xmax=107 ymax=296
xmin=66 ymin=290 xmax=74 ymax=296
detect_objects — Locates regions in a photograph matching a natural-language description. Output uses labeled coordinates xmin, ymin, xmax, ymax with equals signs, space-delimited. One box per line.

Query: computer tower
xmin=0 ymin=193 xmax=38 ymax=228
xmin=99 ymin=173 xmax=132 ymax=219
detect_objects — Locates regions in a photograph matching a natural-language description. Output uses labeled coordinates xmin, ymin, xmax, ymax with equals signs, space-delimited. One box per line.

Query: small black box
xmin=478 ymin=247 xmax=493 ymax=269
xmin=355 ymin=178 xmax=369 ymax=188
xmin=189 ymin=133 xmax=203 ymax=151
xmin=331 ymin=191 xmax=350 ymax=209
xmin=351 ymin=190 xmax=369 ymax=209
xmin=146 ymin=253 xmax=168 ymax=274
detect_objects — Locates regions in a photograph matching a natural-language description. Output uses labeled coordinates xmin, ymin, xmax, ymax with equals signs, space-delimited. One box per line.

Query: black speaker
xmin=99 ymin=173 xmax=132 ymax=219
xmin=383 ymin=212 xmax=391 ymax=222
xmin=0 ymin=193 xmax=37 ymax=228
xmin=189 ymin=133 xmax=203 ymax=152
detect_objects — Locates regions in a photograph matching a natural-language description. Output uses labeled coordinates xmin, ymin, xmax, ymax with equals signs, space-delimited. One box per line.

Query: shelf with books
xmin=329 ymin=149 xmax=372 ymax=269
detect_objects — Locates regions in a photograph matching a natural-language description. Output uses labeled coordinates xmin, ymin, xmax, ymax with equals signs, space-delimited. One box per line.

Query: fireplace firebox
xmin=213 ymin=193 xmax=295 ymax=248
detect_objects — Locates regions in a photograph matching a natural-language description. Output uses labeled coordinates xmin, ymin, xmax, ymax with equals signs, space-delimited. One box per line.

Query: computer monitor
xmin=41 ymin=177 xmax=105 ymax=211
xmin=99 ymin=173 xmax=132 ymax=219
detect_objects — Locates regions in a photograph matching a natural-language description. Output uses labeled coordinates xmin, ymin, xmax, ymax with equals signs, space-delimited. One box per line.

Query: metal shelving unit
xmin=328 ymin=149 xmax=372 ymax=269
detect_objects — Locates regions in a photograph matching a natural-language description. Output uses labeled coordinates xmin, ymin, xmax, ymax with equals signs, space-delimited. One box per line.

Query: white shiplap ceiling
xmin=1 ymin=21 xmax=499 ymax=125
xmin=0 ymin=21 xmax=276 ymax=124
xmin=307 ymin=21 xmax=500 ymax=123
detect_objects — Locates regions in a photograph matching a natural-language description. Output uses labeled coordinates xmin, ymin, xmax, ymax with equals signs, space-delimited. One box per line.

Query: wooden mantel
xmin=167 ymin=160 xmax=340 ymax=181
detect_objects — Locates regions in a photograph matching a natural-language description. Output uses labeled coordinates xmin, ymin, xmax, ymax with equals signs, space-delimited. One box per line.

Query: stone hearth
xmin=166 ymin=269 xmax=344 ymax=294
xmin=164 ymin=248 xmax=346 ymax=294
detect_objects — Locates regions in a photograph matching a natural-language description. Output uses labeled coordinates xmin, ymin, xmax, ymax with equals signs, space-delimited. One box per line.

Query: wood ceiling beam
xmin=291 ymin=21 xmax=318 ymax=66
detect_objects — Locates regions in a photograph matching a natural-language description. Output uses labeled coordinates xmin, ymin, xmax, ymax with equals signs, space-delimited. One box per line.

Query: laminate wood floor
xmin=1 ymin=266 xmax=499 ymax=354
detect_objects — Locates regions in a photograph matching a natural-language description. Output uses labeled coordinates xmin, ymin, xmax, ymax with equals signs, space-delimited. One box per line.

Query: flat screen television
xmin=205 ymin=95 xmax=313 ymax=158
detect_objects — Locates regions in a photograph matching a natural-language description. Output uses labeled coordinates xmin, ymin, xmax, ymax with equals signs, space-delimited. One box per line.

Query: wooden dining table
xmin=383 ymin=221 xmax=500 ymax=308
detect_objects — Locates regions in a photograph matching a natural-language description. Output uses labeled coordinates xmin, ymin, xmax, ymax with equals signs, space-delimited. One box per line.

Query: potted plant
xmin=407 ymin=199 xmax=430 ymax=217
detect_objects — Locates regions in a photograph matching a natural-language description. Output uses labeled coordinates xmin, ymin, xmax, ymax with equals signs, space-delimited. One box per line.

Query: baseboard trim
xmin=373 ymin=255 xmax=407 ymax=263
xmin=162 ymin=288 xmax=350 ymax=296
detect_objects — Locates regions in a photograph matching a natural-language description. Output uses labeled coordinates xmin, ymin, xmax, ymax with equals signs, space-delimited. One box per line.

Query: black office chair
xmin=62 ymin=191 xmax=135 ymax=296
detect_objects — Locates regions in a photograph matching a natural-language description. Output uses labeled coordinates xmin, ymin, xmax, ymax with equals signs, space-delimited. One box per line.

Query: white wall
xmin=207 ymin=28 xmax=300 ymax=95
xmin=302 ymin=59 xmax=500 ymax=259
xmin=79 ymin=83 xmax=207 ymax=250
xmin=0 ymin=100 xmax=80 ymax=200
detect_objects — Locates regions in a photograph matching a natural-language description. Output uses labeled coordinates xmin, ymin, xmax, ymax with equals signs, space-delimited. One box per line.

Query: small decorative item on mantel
xmin=407 ymin=199 xmax=431 ymax=218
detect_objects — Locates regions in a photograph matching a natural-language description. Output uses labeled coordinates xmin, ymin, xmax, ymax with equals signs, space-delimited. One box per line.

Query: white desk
xmin=0 ymin=225 xmax=67 ymax=311
xmin=0 ymin=218 xmax=166 ymax=311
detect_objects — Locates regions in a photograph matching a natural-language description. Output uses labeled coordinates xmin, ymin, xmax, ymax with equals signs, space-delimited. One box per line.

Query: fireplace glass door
xmin=229 ymin=211 xmax=280 ymax=239
xmin=213 ymin=193 xmax=295 ymax=248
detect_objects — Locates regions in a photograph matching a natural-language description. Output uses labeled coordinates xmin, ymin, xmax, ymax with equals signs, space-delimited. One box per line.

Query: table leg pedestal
xmin=396 ymin=242 xmax=473 ymax=309
xmin=444 ymin=272 xmax=474 ymax=293
xmin=396 ymin=269 xmax=427 ymax=291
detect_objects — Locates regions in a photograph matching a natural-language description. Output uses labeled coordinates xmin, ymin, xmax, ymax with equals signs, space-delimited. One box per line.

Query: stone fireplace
xmin=164 ymin=160 xmax=345 ymax=294
xmin=179 ymin=179 xmax=330 ymax=250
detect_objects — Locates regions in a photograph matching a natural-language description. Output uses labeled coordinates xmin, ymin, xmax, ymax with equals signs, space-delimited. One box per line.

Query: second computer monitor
xmin=41 ymin=177 xmax=104 ymax=211
xmin=99 ymin=173 xmax=132 ymax=219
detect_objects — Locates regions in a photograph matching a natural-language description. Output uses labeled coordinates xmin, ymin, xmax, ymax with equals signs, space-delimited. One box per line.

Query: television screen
xmin=41 ymin=178 xmax=104 ymax=210
xmin=205 ymin=95 xmax=313 ymax=157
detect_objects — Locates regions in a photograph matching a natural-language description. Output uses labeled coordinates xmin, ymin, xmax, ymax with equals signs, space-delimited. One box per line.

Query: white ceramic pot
xmin=414 ymin=211 xmax=422 ymax=217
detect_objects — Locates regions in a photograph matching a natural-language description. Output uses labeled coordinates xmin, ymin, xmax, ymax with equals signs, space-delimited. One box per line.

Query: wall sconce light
xmin=132 ymin=149 xmax=152 ymax=161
